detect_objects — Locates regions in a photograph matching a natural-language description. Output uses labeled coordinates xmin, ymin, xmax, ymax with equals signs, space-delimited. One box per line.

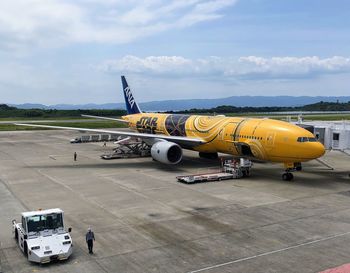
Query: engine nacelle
xmin=151 ymin=141 xmax=183 ymax=164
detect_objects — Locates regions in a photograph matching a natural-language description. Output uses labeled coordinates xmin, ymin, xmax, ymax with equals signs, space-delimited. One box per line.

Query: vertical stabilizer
xmin=121 ymin=76 xmax=142 ymax=115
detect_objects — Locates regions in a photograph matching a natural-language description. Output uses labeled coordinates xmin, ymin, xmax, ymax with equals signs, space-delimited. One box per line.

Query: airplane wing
xmin=15 ymin=123 xmax=204 ymax=147
xmin=81 ymin=114 xmax=128 ymax=123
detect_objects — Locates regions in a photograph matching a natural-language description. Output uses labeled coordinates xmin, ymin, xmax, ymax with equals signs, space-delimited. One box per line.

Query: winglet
xmin=121 ymin=76 xmax=142 ymax=115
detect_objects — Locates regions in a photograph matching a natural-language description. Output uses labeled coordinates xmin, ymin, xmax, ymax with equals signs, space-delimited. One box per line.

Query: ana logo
xmin=124 ymin=86 xmax=135 ymax=108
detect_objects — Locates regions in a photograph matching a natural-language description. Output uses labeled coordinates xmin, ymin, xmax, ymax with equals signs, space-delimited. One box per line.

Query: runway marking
xmin=188 ymin=231 xmax=350 ymax=273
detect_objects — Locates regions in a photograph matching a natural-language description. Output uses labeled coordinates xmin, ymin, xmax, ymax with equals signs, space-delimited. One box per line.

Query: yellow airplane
xmin=16 ymin=76 xmax=325 ymax=181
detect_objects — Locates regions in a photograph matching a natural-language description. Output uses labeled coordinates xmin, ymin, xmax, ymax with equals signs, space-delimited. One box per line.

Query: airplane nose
xmin=310 ymin=142 xmax=326 ymax=159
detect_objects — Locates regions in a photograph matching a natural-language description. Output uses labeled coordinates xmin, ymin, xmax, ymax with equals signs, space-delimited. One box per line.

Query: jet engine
xmin=151 ymin=141 xmax=183 ymax=164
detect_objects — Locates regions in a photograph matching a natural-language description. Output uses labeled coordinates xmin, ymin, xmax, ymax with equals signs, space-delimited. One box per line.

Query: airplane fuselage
xmin=124 ymin=113 xmax=325 ymax=164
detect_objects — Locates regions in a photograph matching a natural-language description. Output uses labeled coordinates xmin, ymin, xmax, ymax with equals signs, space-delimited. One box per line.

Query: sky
xmin=1 ymin=0 xmax=350 ymax=105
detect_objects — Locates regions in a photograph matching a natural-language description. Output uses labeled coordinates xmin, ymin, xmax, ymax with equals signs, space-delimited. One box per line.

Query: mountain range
xmin=9 ymin=96 xmax=350 ymax=111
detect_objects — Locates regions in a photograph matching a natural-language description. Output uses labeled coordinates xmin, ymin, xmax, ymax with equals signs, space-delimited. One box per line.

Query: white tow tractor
xmin=12 ymin=208 xmax=73 ymax=263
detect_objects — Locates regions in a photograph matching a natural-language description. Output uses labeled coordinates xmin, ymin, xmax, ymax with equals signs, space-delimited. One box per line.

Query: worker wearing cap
xmin=85 ymin=227 xmax=95 ymax=254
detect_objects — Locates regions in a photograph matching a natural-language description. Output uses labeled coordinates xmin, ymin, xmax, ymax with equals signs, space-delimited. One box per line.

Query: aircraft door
xmin=266 ymin=132 xmax=276 ymax=148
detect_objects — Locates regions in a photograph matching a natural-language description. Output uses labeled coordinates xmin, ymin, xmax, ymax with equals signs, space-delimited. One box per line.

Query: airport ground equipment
xmin=101 ymin=137 xmax=151 ymax=160
xmin=177 ymin=158 xmax=252 ymax=184
xmin=12 ymin=208 xmax=73 ymax=264
xmin=70 ymin=134 xmax=121 ymax=143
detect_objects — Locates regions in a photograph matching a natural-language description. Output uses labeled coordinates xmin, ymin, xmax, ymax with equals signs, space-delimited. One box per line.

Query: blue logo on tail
xmin=121 ymin=76 xmax=142 ymax=115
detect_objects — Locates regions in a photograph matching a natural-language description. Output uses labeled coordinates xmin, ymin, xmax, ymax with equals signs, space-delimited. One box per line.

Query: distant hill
xmin=9 ymin=96 xmax=350 ymax=111
xmin=1 ymin=101 xmax=350 ymax=119
xmin=175 ymin=101 xmax=350 ymax=114
xmin=0 ymin=104 xmax=16 ymax=110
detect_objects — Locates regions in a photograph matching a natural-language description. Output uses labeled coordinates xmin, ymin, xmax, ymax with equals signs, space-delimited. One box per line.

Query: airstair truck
xmin=12 ymin=208 xmax=73 ymax=263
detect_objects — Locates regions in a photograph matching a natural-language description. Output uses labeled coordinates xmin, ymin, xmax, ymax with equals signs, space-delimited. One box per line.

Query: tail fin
xmin=121 ymin=76 xmax=142 ymax=115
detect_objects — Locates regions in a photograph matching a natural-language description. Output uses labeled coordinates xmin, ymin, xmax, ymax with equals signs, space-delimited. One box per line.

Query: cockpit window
xmin=297 ymin=137 xmax=317 ymax=142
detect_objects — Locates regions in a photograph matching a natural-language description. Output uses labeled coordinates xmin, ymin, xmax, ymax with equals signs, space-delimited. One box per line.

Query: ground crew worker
xmin=86 ymin=227 xmax=95 ymax=254
xmin=74 ymin=152 xmax=77 ymax=161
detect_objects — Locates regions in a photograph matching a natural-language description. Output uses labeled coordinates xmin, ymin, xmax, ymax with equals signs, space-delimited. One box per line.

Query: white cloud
xmin=236 ymin=56 xmax=350 ymax=78
xmin=99 ymin=55 xmax=350 ymax=79
xmin=0 ymin=0 xmax=237 ymax=50
xmin=2 ymin=55 xmax=350 ymax=104
xmin=101 ymin=55 xmax=194 ymax=75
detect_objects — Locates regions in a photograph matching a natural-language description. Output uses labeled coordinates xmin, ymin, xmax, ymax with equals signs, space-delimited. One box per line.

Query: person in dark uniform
xmin=74 ymin=152 xmax=77 ymax=161
xmin=85 ymin=227 xmax=95 ymax=254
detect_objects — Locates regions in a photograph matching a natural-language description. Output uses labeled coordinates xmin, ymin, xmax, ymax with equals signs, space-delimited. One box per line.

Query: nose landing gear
xmin=282 ymin=162 xmax=302 ymax=181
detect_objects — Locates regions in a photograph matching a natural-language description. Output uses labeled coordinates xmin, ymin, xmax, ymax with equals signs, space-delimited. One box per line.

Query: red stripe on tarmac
xmin=319 ymin=263 xmax=350 ymax=273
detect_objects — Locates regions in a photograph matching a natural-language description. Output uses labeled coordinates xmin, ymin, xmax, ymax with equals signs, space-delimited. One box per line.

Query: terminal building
xmin=296 ymin=120 xmax=350 ymax=151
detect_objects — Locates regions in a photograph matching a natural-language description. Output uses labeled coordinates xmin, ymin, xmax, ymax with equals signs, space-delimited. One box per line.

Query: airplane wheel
xmin=288 ymin=173 xmax=294 ymax=181
xmin=282 ymin=173 xmax=294 ymax=181
xmin=282 ymin=173 xmax=288 ymax=181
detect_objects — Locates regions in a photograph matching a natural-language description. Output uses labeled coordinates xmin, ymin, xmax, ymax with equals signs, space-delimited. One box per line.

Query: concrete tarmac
xmin=0 ymin=130 xmax=350 ymax=273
